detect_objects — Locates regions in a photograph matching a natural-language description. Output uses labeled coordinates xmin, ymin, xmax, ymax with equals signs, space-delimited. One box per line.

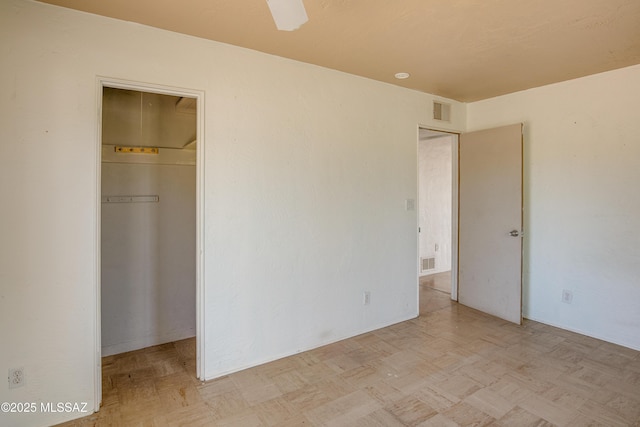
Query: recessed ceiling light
xmin=394 ymin=72 xmax=410 ymax=79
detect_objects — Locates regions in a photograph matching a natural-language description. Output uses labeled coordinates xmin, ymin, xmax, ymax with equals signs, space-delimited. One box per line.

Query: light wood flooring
xmin=419 ymin=271 xmax=452 ymax=295
xmin=57 ymin=286 xmax=640 ymax=426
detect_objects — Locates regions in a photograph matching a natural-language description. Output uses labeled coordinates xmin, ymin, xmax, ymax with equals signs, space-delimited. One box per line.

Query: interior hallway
xmin=419 ymin=271 xmax=452 ymax=295
xmin=56 ymin=285 xmax=640 ymax=426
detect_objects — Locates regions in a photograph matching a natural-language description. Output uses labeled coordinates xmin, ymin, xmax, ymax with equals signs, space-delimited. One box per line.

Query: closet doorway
xmin=95 ymin=79 xmax=205 ymax=406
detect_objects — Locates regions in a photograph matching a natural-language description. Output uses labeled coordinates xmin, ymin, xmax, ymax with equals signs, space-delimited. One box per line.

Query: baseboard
xmin=202 ymin=313 xmax=418 ymax=381
xmin=524 ymin=316 xmax=640 ymax=352
xmin=102 ymin=328 xmax=196 ymax=356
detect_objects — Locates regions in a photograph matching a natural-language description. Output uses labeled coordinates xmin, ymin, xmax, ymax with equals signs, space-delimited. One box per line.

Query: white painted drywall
xmin=467 ymin=64 xmax=640 ymax=351
xmin=101 ymin=157 xmax=196 ymax=356
xmin=0 ymin=1 xmax=465 ymax=425
xmin=418 ymin=135 xmax=453 ymax=275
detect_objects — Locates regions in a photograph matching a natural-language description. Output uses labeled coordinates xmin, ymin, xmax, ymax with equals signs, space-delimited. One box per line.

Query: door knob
xmin=509 ymin=230 xmax=521 ymax=237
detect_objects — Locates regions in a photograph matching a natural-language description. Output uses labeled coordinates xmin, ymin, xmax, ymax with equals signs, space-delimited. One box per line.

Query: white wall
xmin=0 ymin=1 xmax=465 ymax=425
xmin=101 ymin=155 xmax=196 ymax=356
xmin=467 ymin=64 xmax=640 ymax=351
xmin=418 ymin=135 xmax=453 ymax=275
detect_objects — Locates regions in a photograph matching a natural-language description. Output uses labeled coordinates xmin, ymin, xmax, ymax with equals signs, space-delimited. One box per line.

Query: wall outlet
xmin=562 ymin=290 xmax=573 ymax=304
xmin=435 ymin=243 xmax=439 ymax=252
xmin=8 ymin=367 xmax=24 ymax=389
xmin=363 ymin=291 xmax=371 ymax=306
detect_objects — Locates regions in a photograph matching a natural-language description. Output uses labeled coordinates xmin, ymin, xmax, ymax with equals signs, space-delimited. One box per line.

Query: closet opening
xmin=95 ymin=79 xmax=205 ymax=409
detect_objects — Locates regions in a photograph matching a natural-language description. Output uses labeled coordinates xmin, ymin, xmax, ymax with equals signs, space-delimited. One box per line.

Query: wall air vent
xmin=433 ymin=101 xmax=451 ymax=122
xmin=421 ymin=257 xmax=436 ymax=272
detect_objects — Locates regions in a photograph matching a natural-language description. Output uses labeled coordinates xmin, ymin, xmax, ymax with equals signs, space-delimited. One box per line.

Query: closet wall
xmin=101 ymin=150 xmax=196 ymax=356
xmin=100 ymin=88 xmax=197 ymax=356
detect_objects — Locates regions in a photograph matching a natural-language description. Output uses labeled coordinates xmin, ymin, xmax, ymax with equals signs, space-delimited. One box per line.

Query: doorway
xmin=95 ymin=78 xmax=205 ymax=409
xmin=417 ymin=124 xmax=523 ymax=324
xmin=417 ymin=128 xmax=459 ymax=300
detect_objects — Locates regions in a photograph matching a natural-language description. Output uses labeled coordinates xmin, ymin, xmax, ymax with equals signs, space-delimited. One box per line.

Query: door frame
xmin=94 ymin=77 xmax=206 ymax=410
xmin=417 ymin=127 xmax=460 ymax=301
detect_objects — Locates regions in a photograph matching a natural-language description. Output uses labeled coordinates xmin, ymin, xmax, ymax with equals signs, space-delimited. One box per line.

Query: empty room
xmin=1 ymin=0 xmax=639 ymax=426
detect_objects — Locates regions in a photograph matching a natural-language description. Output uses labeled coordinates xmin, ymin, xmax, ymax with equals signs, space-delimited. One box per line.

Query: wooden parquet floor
xmin=419 ymin=271 xmax=452 ymax=295
xmin=57 ymin=287 xmax=640 ymax=426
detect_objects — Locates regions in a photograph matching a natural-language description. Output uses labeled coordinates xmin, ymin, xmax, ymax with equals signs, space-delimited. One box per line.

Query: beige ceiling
xmin=38 ymin=0 xmax=640 ymax=102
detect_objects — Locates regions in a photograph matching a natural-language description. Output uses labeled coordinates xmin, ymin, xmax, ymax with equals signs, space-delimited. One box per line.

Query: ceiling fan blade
xmin=266 ymin=0 xmax=308 ymax=31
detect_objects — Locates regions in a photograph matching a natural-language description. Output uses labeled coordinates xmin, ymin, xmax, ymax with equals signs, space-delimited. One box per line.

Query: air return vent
xmin=421 ymin=257 xmax=436 ymax=272
xmin=433 ymin=101 xmax=451 ymax=122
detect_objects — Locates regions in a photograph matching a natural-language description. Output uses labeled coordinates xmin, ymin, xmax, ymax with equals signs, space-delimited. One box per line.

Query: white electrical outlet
xmin=9 ymin=368 xmax=24 ymax=389
xmin=363 ymin=291 xmax=371 ymax=306
xmin=435 ymin=243 xmax=439 ymax=252
xmin=562 ymin=290 xmax=573 ymax=304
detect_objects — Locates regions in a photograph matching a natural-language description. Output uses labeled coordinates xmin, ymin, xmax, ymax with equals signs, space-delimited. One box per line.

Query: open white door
xmin=458 ymin=123 xmax=523 ymax=324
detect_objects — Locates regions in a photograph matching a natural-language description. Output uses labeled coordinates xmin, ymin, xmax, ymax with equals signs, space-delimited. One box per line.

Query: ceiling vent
xmin=433 ymin=101 xmax=451 ymax=122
